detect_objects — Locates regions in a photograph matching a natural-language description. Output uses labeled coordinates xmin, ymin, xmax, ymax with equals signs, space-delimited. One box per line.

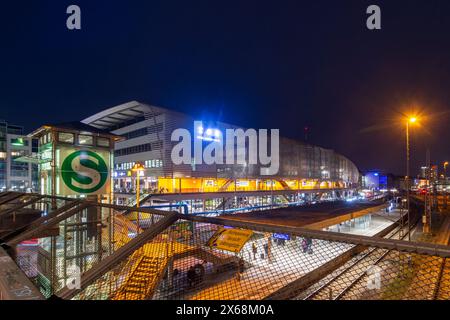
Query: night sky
xmin=1 ymin=0 xmax=450 ymax=175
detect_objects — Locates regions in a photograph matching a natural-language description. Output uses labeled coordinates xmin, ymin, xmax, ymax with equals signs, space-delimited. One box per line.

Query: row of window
xmin=0 ymin=125 xmax=23 ymax=136
xmin=40 ymin=132 xmax=111 ymax=148
xmin=145 ymin=159 xmax=163 ymax=168
xmin=114 ymin=141 xmax=162 ymax=157
xmin=122 ymin=123 xmax=163 ymax=140
xmin=114 ymin=159 xmax=164 ymax=171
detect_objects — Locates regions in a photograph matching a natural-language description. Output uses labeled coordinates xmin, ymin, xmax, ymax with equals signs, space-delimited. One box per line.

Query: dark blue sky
xmin=1 ymin=0 xmax=450 ymax=175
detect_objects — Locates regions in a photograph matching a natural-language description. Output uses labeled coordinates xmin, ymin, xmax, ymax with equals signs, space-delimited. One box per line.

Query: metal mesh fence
xmin=12 ymin=203 xmax=168 ymax=298
xmin=297 ymin=248 xmax=447 ymax=300
xmin=2 ymin=194 xmax=449 ymax=301
xmin=70 ymin=214 xmax=450 ymax=301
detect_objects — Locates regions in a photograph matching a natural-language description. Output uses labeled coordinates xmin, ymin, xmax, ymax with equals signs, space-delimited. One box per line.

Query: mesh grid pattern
xmin=72 ymin=218 xmax=450 ymax=301
xmin=3 ymin=195 xmax=449 ymax=301
xmin=13 ymin=204 xmax=167 ymax=297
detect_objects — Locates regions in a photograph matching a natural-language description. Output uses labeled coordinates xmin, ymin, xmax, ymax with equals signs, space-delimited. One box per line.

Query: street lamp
xmin=405 ymin=116 xmax=418 ymax=241
xmin=132 ymin=162 xmax=145 ymax=229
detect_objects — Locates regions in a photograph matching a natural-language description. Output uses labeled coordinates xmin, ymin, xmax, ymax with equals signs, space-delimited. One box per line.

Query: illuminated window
xmin=10 ymin=138 xmax=28 ymax=147
xmin=78 ymin=134 xmax=93 ymax=146
xmin=46 ymin=133 xmax=52 ymax=144
xmin=97 ymin=137 xmax=110 ymax=148
xmin=144 ymin=159 xmax=163 ymax=168
xmin=58 ymin=132 xmax=74 ymax=144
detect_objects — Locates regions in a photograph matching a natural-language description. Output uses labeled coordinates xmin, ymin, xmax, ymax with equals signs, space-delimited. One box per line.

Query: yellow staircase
xmin=112 ymin=255 xmax=168 ymax=300
xmin=110 ymin=242 xmax=238 ymax=300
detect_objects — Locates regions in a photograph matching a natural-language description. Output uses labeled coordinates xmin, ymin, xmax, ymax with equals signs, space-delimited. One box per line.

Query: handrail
xmin=176 ymin=214 xmax=450 ymax=258
xmin=6 ymin=202 xmax=91 ymax=246
xmin=56 ymin=212 xmax=179 ymax=300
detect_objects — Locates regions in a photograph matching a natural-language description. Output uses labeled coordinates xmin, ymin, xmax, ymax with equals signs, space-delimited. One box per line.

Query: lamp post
xmin=132 ymin=163 xmax=145 ymax=230
xmin=406 ymin=117 xmax=417 ymax=241
xmin=444 ymin=162 xmax=449 ymax=208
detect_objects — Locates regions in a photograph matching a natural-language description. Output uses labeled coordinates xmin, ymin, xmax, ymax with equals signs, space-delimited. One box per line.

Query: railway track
xmin=303 ymin=216 xmax=419 ymax=300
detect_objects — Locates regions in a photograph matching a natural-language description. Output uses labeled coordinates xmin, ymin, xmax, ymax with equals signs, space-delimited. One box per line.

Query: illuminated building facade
xmin=0 ymin=120 xmax=38 ymax=192
xmin=82 ymin=101 xmax=359 ymax=208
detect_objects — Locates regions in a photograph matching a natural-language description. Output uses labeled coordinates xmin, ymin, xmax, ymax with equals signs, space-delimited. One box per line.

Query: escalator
xmin=276 ymin=180 xmax=293 ymax=203
xmin=218 ymin=179 xmax=234 ymax=192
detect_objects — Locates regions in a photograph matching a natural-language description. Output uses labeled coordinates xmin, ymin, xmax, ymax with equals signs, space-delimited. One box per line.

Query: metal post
xmin=271 ymin=180 xmax=274 ymax=209
xmin=423 ymin=149 xmax=431 ymax=234
xmin=136 ymin=171 xmax=140 ymax=231
xmin=51 ymin=131 xmax=57 ymax=210
xmin=444 ymin=162 xmax=448 ymax=209
xmin=267 ymin=234 xmax=272 ymax=263
xmin=406 ymin=122 xmax=411 ymax=241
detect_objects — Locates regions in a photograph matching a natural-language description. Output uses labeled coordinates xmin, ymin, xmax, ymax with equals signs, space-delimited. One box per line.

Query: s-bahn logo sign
xmin=60 ymin=149 xmax=110 ymax=195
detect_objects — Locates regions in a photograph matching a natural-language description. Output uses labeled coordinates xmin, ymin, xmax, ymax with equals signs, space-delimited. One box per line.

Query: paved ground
xmin=180 ymin=209 xmax=400 ymax=300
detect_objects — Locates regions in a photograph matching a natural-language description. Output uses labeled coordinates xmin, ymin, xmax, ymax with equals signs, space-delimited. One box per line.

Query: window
xmin=78 ymin=134 xmax=93 ymax=146
xmin=144 ymin=159 xmax=163 ymax=168
xmin=123 ymin=127 xmax=148 ymax=140
xmin=122 ymin=123 xmax=163 ymax=140
xmin=97 ymin=137 xmax=110 ymax=148
xmin=10 ymin=137 xmax=29 ymax=147
xmin=32 ymin=139 xmax=39 ymax=153
xmin=114 ymin=141 xmax=162 ymax=157
xmin=58 ymin=132 xmax=75 ymax=144
xmin=46 ymin=133 xmax=52 ymax=144
xmin=40 ymin=133 xmax=52 ymax=145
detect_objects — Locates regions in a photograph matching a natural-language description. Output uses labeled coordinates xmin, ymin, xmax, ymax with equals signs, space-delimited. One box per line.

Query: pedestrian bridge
xmin=0 ymin=192 xmax=449 ymax=301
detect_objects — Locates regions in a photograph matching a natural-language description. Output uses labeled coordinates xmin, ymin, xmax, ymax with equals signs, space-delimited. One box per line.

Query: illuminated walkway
xmin=185 ymin=210 xmax=401 ymax=300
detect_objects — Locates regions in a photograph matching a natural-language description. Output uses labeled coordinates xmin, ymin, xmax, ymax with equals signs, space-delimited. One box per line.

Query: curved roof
xmin=82 ymin=101 xmax=152 ymax=130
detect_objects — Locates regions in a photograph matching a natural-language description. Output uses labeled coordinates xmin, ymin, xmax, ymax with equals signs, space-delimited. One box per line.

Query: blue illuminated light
xmin=273 ymin=233 xmax=290 ymax=240
xmin=196 ymin=135 xmax=220 ymax=142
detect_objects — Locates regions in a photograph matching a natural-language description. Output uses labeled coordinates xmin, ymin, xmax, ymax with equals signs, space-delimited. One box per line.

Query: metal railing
xmin=1 ymin=192 xmax=449 ymax=300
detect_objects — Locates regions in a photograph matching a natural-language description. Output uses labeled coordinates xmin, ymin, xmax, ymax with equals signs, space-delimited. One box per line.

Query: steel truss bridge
xmin=0 ymin=191 xmax=449 ymax=300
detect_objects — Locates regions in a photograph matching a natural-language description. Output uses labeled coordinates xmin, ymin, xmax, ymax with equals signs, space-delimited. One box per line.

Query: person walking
xmin=252 ymin=242 xmax=257 ymax=260
xmin=263 ymin=243 xmax=269 ymax=258
xmin=187 ymin=266 xmax=195 ymax=287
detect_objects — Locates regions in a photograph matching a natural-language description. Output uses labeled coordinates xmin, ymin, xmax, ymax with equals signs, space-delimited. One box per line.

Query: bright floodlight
xmin=409 ymin=117 xmax=417 ymax=123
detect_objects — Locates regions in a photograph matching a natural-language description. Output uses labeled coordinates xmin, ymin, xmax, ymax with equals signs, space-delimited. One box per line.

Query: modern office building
xmin=362 ymin=170 xmax=400 ymax=192
xmin=0 ymin=120 xmax=38 ymax=192
xmin=82 ymin=101 xmax=359 ymax=211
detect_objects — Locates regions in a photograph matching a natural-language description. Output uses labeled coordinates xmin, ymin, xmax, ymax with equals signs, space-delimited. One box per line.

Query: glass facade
xmin=0 ymin=121 xmax=42 ymax=192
